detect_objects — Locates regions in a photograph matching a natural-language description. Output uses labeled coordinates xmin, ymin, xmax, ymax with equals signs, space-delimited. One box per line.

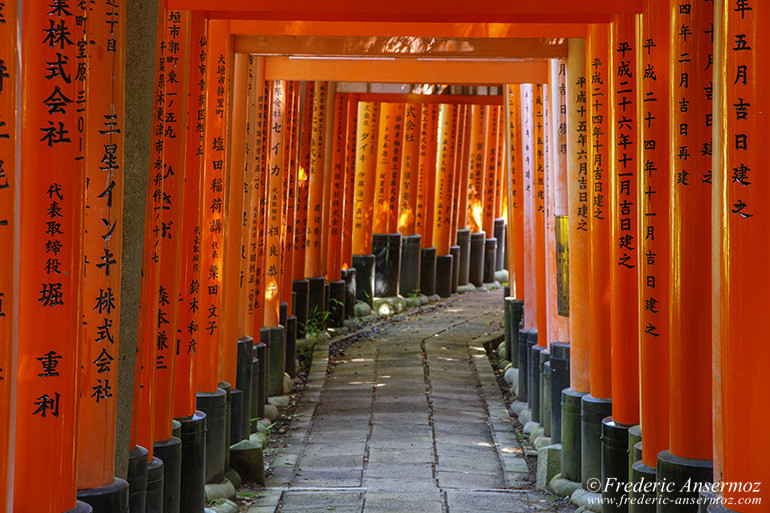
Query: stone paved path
xmin=247 ymin=290 xmax=574 ymax=513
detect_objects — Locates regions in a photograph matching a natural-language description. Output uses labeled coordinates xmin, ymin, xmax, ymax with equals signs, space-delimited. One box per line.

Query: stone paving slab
xmin=247 ymin=291 xmax=575 ymax=513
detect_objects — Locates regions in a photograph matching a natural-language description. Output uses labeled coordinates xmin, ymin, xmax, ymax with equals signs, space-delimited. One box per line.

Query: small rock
xmin=494 ymin=269 xmax=509 ymax=283
xmin=283 ymin=373 xmax=292 ymax=395
xmin=503 ymin=366 xmax=518 ymax=386
xmin=257 ymin=418 xmax=271 ymax=432
xmin=497 ymin=341 xmax=508 ymax=361
xmin=405 ymin=296 xmax=422 ymax=308
xmin=249 ymin=432 xmax=268 ymax=449
xmin=457 ymin=284 xmax=476 ymax=294
xmin=418 ymin=294 xmax=429 ymax=305
xmin=428 ymin=294 xmax=441 ymax=303
xmin=207 ymin=499 xmax=238 ymax=513
xmin=268 ymin=395 xmax=290 ymax=408
xmin=550 ymin=473 xmax=582 ymax=497
xmin=263 ymin=404 xmax=279 ymax=422
xmin=353 ymin=301 xmax=372 ymax=318
xmin=204 ymin=479 xmax=236 ymax=502
xmin=223 ymin=467 xmax=241 ymax=489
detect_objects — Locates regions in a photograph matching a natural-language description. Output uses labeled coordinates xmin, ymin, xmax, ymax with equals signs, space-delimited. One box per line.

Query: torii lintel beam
xmin=263 ymin=57 xmax=548 ymax=85
xmin=235 ymin=35 xmax=568 ymax=59
xmin=227 ymin=21 xmax=588 ymax=39
xmin=169 ymin=1 xmax=641 ymax=22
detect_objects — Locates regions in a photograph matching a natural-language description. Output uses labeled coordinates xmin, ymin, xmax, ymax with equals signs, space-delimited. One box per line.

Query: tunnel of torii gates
xmin=0 ymin=0 xmax=769 ymax=512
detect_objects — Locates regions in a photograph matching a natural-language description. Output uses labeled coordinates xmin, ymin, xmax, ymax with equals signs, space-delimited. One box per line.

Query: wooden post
xmin=196 ymin=19 xmax=230 ymax=393
xmin=521 ymin=85 xmax=537 ymax=330
xmin=264 ymin=80 xmax=286 ymax=328
xmin=16 ymin=2 xmax=85 ymax=510
xmin=434 ymin=104 xmax=455 ymax=256
xmin=504 ymin=86 xmax=525 ymax=299
xmin=304 ymin=81 xmax=328 ymax=280
xmin=717 ymin=0 xmax=770 ymax=507
xmin=327 ymin=92 xmax=348 ymax=282
xmin=482 ymin=105 xmax=499 ymax=239
xmin=608 ymin=14 xmax=640 ymax=427
xmin=292 ymin=82 xmax=312 ymax=282
xmin=533 ymin=86 xmax=548 ymax=345
xmin=341 ymin=94 xmax=359 ymax=269
xmin=397 ymin=103 xmax=421 ymax=236
xmin=467 ymin=105 xmax=486 ymax=234
xmin=174 ymin=12 xmax=207 ymax=418
xmin=221 ymin=52 xmax=249 ymax=388
xmin=567 ymin=39 xmax=590 ymax=393
xmin=667 ymin=0 xmax=713 ymax=462
xmin=373 ymin=102 xmax=403 ymax=235
xmin=351 ymin=102 xmax=379 ymax=256
xmin=0 ymin=2 xmax=16 ymax=508
xmin=587 ymin=23 xmax=612 ymax=401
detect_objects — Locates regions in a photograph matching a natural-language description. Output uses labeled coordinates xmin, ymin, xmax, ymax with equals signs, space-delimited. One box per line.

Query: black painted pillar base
xmin=449 ymin=245 xmax=460 ymax=294
xmin=292 ymin=279 xmax=309 ymax=338
xmin=517 ymin=328 xmax=532 ymax=400
xmin=550 ymin=342 xmax=570 ymax=444
xmin=341 ymin=268 xmax=356 ymax=319
xmin=494 ymin=218 xmax=506 ymax=271
xmin=267 ymin=326 xmax=286 ymax=397
xmin=250 ymin=357 xmax=259 ymax=422
xmin=307 ymin=277 xmax=326 ymax=327
xmin=503 ymin=298 xmax=524 ymax=368
xmin=279 ymin=302 xmax=287 ymax=328
xmin=628 ymin=425 xmax=642 ymax=480
xmin=561 ymin=389 xmax=585 ymax=483
xmin=435 ymin=254 xmax=453 ymax=298
xmin=68 ymin=502 xmax=95 ymax=513
xmin=373 ymin=233 xmax=402 ymax=297
xmin=352 ymin=254 xmax=375 ymax=306
xmin=196 ymin=389 xmax=227 ymax=483
xmin=469 ymin=232 xmax=486 ymax=287
xmin=328 ymin=280 xmax=346 ymax=327
xmin=657 ymin=451 xmax=713 ymax=513
xmin=144 ymin=457 xmax=164 ymax=513
xmin=601 ymin=418 xmax=632 ymax=512
xmin=154 ymin=437 xmax=182 ymax=513
xmin=236 ymin=337 xmax=254 ymax=440
xmin=217 ymin=382 xmax=232 ymax=471
xmin=581 ymin=394 xmax=612 ymax=486
xmin=176 ymin=412 xmax=206 ymax=513
xmin=528 ymin=331 xmax=544 ymax=423
xmin=399 ymin=234 xmax=422 ymax=296
xmin=456 ymin=228 xmax=471 ymax=286
xmin=77 ymin=478 xmax=129 ymax=513
xmin=629 ymin=460 xmax=656 ymax=513
xmin=255 ymin=336 xmax=267 ymax=418
xmin=229 ymin=389 xmax=243 ymax=445
xmin=127 ymin=445 xmax=149 ymax=513
xmin=419 ymin=247 xmax=437 ymax=296
xmin=483 ymin=237 xmax=498 ymax=283
xmin=285 ymin=316 xmax=297 ymax=378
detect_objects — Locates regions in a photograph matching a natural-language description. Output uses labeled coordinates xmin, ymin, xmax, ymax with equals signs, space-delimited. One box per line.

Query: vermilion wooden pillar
xmin=636 ymin=0 xmax=670 ymax=474
xmin=457 ymin=105 xmax=472 ymax=235
xmin=153 ymin=9 xmax=190 ymax=444
xmin=608 ymin=14 xmax=639 ymax=428
xmin=351 ymin=101 xmax=379 ymax=257
xmin=373 ymin=103 xmax=402 ymax=235
xmin=532 ymin=86 xmax=548 ymax=346
xmin=174 ymin=12 xmax=208 ymax=419
xmin=664 ymin=0 xmax=714 ymax=483
xmin=327 ymin=92 xmax=348 ymax=282
xmin=582 ymin=22 xmax=613 ymax=487
xmin=520 ymin=85 xmax=537 ymax=331
xmin=398 ymin=103 xmax=420 ymax=235
xmin=16 ymin=3 xmax=85 ymax=511
xmin=341 ymin=94 xmax=359 ymax=270
xmin=222 ymin=52 xmax=249 ymax=389
xmin=304 ymin=81 xmax=328 ymax=282
xmin=587 ymin=23 xmax=612 ymax=402
xmin=264 ymin=80 xmax=286 ymax=328
xmin=718 ymin=1 xmax=770 ymax=510
xmin=567 ymin=39 xmax=590 ymax=396
xmin=282 ymin=82 xmax=300 ymax=313
xmin=250 ymin=73 xmax=269 ymax=336
xmin=74 ymin=0 xmax=126 ymax=493
xmin=197 ymin=19 xmax=230 ymax=393
xmin=466 ymin=105 xmax=486 ymax=235
xmin=505 ymin=86 xmax=525 ymax=299
xmin=387 ymin=105 xmax=404 ymax=234
xmin=319 ymin=83 xmax=336 ymax=278
xmin=0 ymin=2 xmax=15 ymax=509
xmin=434 ymin=104 xmax=455 ymax=257
xmin=482 ymin=105 xmax=499 ymax=240
xmin=292 ymin=82 xmax=313 ymax=285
